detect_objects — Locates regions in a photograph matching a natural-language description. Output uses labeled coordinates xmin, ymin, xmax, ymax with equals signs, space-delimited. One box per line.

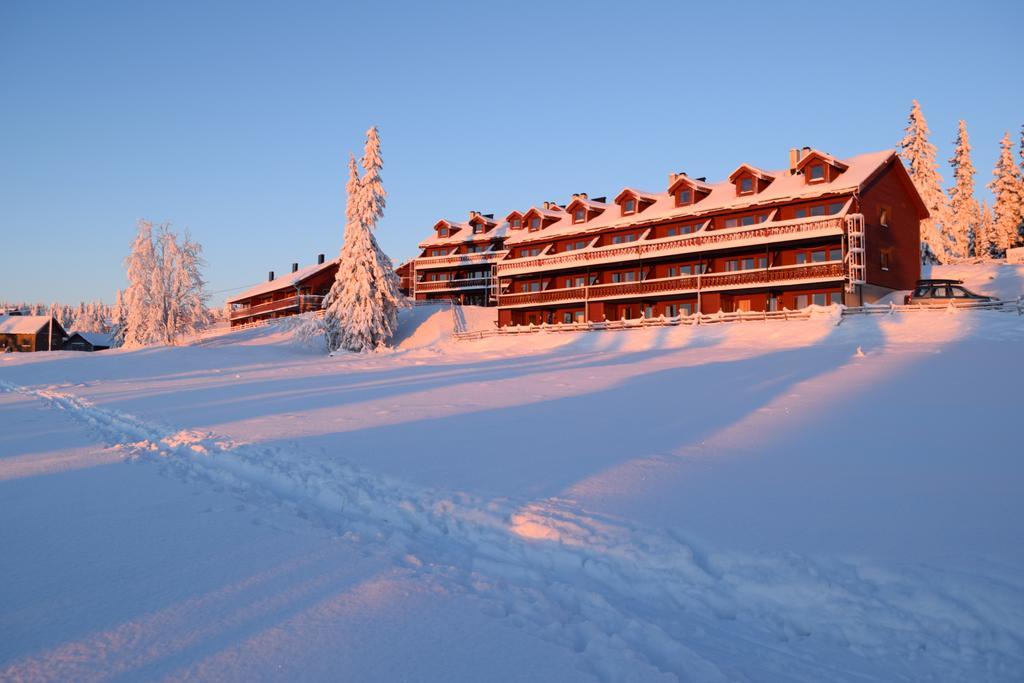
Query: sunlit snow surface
xmin=1 ymin=264 xmax=1022 ymax=682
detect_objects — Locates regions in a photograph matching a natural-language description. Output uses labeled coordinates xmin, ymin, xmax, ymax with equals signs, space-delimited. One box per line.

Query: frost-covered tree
xmin=123 ymin=220 xmax=209 ymax=347
xmin=321 ymin=127 xmax=404 ymax=353
xmin=899 ymin=100 xmax=950 ymax=263
xmin=111 ymin=289 xmax=127 ymax=347
xmin=988 ymin=132 xmax=1023 ymax=255
xmin=947 ymin=120 xmax=980 ymax=260
xmin=975 ymin=201 xmax=994 ymax=259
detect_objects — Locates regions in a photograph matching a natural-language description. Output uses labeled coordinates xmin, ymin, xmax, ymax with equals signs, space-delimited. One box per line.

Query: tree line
xmin=900 ymin=100 xmax=1024 ymax=262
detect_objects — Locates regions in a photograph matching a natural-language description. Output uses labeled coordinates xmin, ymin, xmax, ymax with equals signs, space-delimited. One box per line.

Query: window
xmin=796 ymin=253 xmax=807 ymax=264
xmin=564 ymin=240 xmax=588 ymax=252
xmin=562 ymin=312 xmax=574 ymax=324
xmin=740 ymin=177 xmax=754 ymax=194
xmin=811 ymin=250 xmax=827 ymax=263
xmin=529 ymin=282 xmax=541 ymax=292
xmin=574 ymin=208 xmax=586 ymax=223
xmin=741 ymin=215 xmax=756 ymax=226
xmin=795 ymin=208 xmax=807 ymax=219
xmin=624 ymin=199 xmax=636 ymax=214
xmin=530 ymin=217 xmax=541 ymax=230
xmin=644 ymin=305 xmax=655 ymax=319
xmin=758 ymin=214 xmax=769 ymax=223
xmin=880 ymin=251 xmax=890 ymax=270
xmin=829 ymin=247 xmax=842 ymax=261
xmin=666 ymin=227 xmax=678 ymax=237
xmin=741 ymin=258 xmax=755 ymax=270
xmin=725 ymin=259 xmax=740 ymax=272
xmin=681 ymin=302 xmax=694 ymax=315
xmin=829 ymin=202 xmax=844 ymax=215
xmin=680 ymin=265 xmax=693 ymax=275
xmin=724 ymin=218 xmax=739 ymax=228
xmin=575 ymin=311 xmax=586 ymax=323
xmin=473 ymin=224 xmax=484 ymax=234
xmin=735 ymin=299 xmax=751 ymax=312
xmin=665 ymin=304 xmax=679 ymax=317
xmin=795 ymin=294 xmax=809 ymax=309
xmin=574 ymin=276 xmax=586 ymax=287
xmin=511 ymin=219 xmax=521 ymax=228
xmin=439 ymin=228 xmax=448 ymax=237
xmin=809 ymin=164 xmax=825 ymax=182
xmin=813 ymin=293 xmax=828 ymax=306
xmin=810 ymin=205 xmax=827 ymax=217
xmin=611 ymin=233 xmax=637 ymax=245
xmin=676 ymin=189 xmax=692 ymax=205
xmin=879 ymin=208 xmax=889 ymax=227
xmin=830 ymin=292 xmax=843 ymax=305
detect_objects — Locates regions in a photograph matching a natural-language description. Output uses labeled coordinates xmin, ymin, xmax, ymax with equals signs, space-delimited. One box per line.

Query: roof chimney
xmin=291 ymin=262 xmax=299 ymax=273
xmin=696 ymin=177 xmax=706 ymax=183
xmin=268 ymin=271 xmax=275 ymax=281
xmin=317 ymin=253 xmax=325 ymax=265
xmin=789 ymin=148 xmax=801 ymax=174
xmin=592 ymin=196 xmax=606 ymax=203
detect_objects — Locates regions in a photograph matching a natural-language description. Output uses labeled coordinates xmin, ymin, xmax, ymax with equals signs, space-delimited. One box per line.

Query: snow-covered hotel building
xmin=409 ymin=148 xmax=928 ymax=326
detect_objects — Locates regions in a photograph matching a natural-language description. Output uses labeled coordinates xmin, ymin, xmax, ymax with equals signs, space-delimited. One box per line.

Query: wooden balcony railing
xmin=415 ymin=250 xmax=508 ymax=269
xmin=496 ymin=216 xmax=846 ymax=275
xmin=230 ymin=294 xmax=324 ymax=320
xmin=415 ymin=277 xmax=492 ymax=292
xmin=498 ymin=262 xmax=845 ymax=308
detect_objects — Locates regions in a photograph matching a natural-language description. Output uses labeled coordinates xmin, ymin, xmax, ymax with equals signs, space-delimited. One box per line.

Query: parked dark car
xmin=904 ymin=279 xmax=994 ymax=305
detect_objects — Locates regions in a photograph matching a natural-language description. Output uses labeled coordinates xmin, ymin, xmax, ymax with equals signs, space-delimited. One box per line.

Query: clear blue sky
xmin=2 ymin=0 xmax=1021 ymax=306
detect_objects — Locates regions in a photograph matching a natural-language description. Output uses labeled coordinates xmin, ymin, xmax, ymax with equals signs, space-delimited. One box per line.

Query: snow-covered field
xmin=2 ymin=265 xmax=1023 ymax=682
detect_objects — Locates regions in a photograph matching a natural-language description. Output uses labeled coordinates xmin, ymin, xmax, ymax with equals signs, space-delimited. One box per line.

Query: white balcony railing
xmin=415 ymin=250 xmax=508 ymax=270
xmin=498 ymin=262 xmax=845 ymax=308
xmin=496 ymin=215 xmax=846 ymax=276
xmin=415 ymin=277 xmax=493 ymax=292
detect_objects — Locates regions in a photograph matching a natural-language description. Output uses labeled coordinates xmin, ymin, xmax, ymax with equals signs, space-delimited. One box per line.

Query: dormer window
xmin=739 ymin=177 xmax=753 ymax=194
xmin=808 ymin=164 xmax=825 ymax=182
xmin=529 ymin=217 xmax=540 ymax=230
xmin=439 ymin=227 xmax=448 ymax=237
xmin=624 ymin=199 xmax=636 ymax=215
xmin=676 ymin=189 xmax=692 ymax=206
xmin=473 ymin=224 xmax=484 ymax=234
xmin=573 ymin=208 xmax=586 ymax=223
xmin=511 ymin=219 xmax=521 ymax=228
xmin=795 ymin=150 xmax=848 ymax=185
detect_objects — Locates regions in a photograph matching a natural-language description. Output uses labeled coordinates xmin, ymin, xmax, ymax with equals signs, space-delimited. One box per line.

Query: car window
xmin=931 ymin=286 xmax=948 ymax=297
xmin=950 ymin=287 xmax=970 ymax=298
xmin=913 ymin=286 xmax=930 ymax=297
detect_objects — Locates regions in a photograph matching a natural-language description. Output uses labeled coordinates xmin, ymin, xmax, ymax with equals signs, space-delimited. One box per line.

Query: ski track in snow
xmin=3 ymin=379 xmax=1022 ymax=682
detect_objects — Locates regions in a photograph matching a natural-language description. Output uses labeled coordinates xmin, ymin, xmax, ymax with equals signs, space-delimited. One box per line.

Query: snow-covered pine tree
xmin=988 ymin=132 xmax=1023 ymax=256
xmin=899 ymin=100 xmax=950 ymax=263
xmin=321 ymin=128 xmax=404 ymax=353
xmin=947 ymin=120 xmax=980 ymax=260
xmin=111 ymin=289 xmax=127 ymax=347
xmin=975 ymin=201 xmax=994 ymax=259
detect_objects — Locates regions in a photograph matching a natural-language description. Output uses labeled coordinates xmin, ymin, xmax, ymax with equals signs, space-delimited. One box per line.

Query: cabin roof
xmin=227 ymin=259 xmax=337 ymax=304
xmin=0 ymin=315 xmax=58 ymax=334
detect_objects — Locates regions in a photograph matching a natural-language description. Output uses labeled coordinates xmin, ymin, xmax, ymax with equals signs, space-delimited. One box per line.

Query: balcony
xmin=230 ymin=294 xmax=324 ymax=320
xmin=415 ymin=250 xmax=508 ymax=270
xmin=498 ymin=262 xmax=845 ymax=308
xmin=415 ymin=277 xmax=492 ymax=292
xmin=496 ymin=215 xmax=847 ymax=276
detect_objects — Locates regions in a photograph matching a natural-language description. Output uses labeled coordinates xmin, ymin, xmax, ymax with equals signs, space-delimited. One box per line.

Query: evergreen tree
xmin=947 ymin=120 xmax=980 ymax=260
xmin=989 ymin=131 xmax=1024 ymax=255
xmin=899 ymin=100 xmax=950 ymax=262
xmin=975 ymin=201 xmax=994 ymax=259
xmin=321 ymin=127 xmax=404 ymax=353
xmin=112 ymin=289 xmax=127 ymax=347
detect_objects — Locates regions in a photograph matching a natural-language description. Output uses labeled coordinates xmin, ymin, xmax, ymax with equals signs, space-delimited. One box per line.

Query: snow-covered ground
xmin=2 ymin=264 xmax=1023 ymax=681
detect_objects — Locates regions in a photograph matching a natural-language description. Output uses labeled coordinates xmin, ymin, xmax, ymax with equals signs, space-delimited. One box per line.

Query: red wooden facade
xmin=409 ymin=147 xmax=927 ymax=326
xmin=227 ymin=255 xmax=338 ymax=327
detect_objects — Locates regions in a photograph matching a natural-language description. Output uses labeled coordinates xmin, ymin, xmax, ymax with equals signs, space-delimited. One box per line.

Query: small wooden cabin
xmin=0 ymin=315 xmax=68 ymax=352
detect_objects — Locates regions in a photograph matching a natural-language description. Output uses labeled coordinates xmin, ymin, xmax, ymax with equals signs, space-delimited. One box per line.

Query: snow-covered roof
xmin=502 ymin=150 xmax=897 ymax=245
xmin=73 ymin=331 xmax=113 ymax=347
xmin=418 ymin=221 xmax=509 ymax=248
xmin=615 ymin=188 xmax=660 ymax=204
xmin=0 ymin=315 xmax=55 ymax=334
xmin=227 ymin=259 xmax=337 ymax=304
